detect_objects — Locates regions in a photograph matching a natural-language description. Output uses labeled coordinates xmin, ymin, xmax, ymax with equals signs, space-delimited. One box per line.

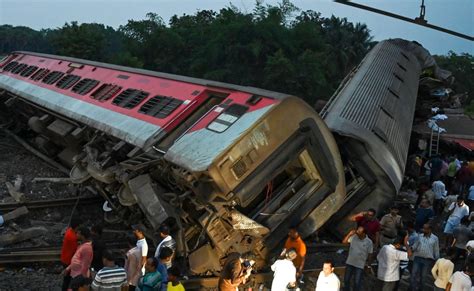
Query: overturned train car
xmin=0 ymin=39 xmax=441 ymax=273
xmin=320 ymin=39 xmax=451 ymax=236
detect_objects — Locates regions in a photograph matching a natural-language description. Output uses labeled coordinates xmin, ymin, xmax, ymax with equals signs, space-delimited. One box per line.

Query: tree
xmin=434 ymin=52 xmax=474 ymax=105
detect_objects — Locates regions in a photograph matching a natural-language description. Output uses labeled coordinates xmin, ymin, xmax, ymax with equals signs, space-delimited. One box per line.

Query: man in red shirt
xmin=61 ymin=217 xmax=82 ymax=291
xmin=62 ymin=226 xmax=94 ymax=284
xmin=350 ymin=208 xmax=381 ymax=248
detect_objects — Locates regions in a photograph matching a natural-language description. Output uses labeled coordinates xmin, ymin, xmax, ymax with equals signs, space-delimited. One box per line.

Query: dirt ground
xmin=0 ymin=133 xmax=105 ymax=290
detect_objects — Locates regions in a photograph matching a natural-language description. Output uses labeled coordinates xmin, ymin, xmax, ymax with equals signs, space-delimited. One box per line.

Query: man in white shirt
xmin=377 ymin=234 xmax=410 ymax=291
xmin=444 ymin=197 xmax=470 ymax=247
xmin=132 ymin=224 xmax=148 ymax=275
xmin=315 ymin=259 xmax=340 ymax=291
xmin=446 ymin=263 xmax=473 ymax=291
xmin=154 ymin=224 xmax=176 ymax=269
xmin=270 ymin=248 xmax=297 ymax=291
xmin=432 ymin=247 xmax=455 ymax=291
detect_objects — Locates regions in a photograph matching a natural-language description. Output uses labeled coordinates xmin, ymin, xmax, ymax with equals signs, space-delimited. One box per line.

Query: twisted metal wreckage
xmin=0 ymin=39 xmax=451 ymax=274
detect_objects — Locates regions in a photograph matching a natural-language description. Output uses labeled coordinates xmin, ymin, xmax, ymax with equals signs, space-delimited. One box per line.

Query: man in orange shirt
xmin=283 ymin=227 xmax=307 ymax=277
xmin=61 ymin=217 xmax=82 ymax=291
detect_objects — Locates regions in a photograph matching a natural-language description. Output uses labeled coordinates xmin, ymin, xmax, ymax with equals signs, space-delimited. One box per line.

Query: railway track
xmin=0 ymin=241 xmax=128 ymax=264
xmin=0 ymin=196 xmax=104 ymax=212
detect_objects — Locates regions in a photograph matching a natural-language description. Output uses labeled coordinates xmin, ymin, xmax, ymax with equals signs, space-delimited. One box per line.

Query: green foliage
xmin=0 ymin=1 xmax=377 ymax=104
xmin=0 ymin=25 xmax=52 ymax=53
xmin=434 ymin=52 xmax=474 ymax=104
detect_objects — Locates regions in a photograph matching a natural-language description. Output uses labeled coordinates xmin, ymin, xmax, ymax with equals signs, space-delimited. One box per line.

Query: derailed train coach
xmin=0 ymin=39 xmax=448 ymax=274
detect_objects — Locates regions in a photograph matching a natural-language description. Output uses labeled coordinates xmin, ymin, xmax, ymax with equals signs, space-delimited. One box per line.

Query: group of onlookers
xmin=263 ymin=201 xmax=473 ymax=291
xmin=60 ymin=221 xmax=183 ymax=291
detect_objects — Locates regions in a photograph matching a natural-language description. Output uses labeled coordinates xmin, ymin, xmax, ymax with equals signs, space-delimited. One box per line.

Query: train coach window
xmin=42 ymin=71 xmax=65 ymax=85
xmin=139 ymin=95 xmax=183 ymax=118
xmin=2 ymin=61 xmax=19 ymax=72
xmin=11 ymin=63 xmax=28 ymax=75
xmin=20 ymin=66 xmax=38 ymax=77
xmin=207 ymin=104 xmax=248 ymax=133
xmin=112 ymin=88 xmax=149 ymax=109
xmin=30 ymin=68 xmax=50 ymax=81
xmin=71 ymin=78 xmax=100 ymax=95
xmin=56 ymin=74 xmax=81 ymax=90
xmin=91 ymin=83 xmax=123 ymax=102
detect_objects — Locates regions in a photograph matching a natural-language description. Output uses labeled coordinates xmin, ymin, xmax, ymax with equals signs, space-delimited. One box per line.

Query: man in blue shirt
xmin=415 ymin=199 xmax=434 ymax=231
xmin=156 ymin=247 xmax=173 ymax=291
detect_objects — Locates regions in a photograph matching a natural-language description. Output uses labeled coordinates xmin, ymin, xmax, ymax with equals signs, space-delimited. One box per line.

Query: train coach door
xmin=233 ymin=118 xmax=340 ymax=249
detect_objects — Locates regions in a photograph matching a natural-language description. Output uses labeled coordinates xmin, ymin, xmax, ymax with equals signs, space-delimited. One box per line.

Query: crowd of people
xmin=263 ymin=156 xmax=474 ymax=291
xmin=59 ymin=155 xmax=474 ymax=291
xmin=60 ymin=222 xmax=182 ymax=291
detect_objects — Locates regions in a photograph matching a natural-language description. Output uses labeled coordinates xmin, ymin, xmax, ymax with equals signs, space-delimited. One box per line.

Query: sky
xmin=0 ymin=0 xmax=472 ymax=55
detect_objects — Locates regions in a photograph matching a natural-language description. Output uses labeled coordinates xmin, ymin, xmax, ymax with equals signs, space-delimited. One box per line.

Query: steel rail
xmin=0 ymin=196 xmax=104 ymax=212
xmin=0 ymin=243 xmax=128 ymax=264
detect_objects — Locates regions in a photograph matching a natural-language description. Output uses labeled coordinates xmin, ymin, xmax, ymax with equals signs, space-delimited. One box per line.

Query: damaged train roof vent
xmin=11 ymin=63 xmax=28 ymax=75
xmin=112 ymin=88 xmax=149 ymax=109
xmin=56 ymin=74 xmax=81 ymax=90
xmin=71 ymin=78 xmax=100 ymax=95
xmin=91 ymin=83 xmax=123 ymax=102
xmin=139 ymin=95 xmax=183 ymax=118
xmin=30 ymin=68 xmax=50 ymax=81
xmin=3 ymin=61 xmax=19 ymax=72
xmin=42 ymin=71 xmax=65 ymax=85
xmin=20 ymin=65 xmax=39 ymax=77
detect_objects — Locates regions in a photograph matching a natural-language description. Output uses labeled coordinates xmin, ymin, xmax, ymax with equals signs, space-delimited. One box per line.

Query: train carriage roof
xmin=0 ymin=52 xmax=290 ymax=153
xmin=12 ymin=51 xmax=292 ymax=100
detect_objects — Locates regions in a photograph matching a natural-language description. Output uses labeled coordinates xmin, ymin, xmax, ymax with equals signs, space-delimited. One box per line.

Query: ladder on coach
xmin=429 ymin=127 xmax=441 ymax=157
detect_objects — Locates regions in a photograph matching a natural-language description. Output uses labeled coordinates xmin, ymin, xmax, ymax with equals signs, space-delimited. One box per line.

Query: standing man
xmin=405 ymin=221 xmax=419 ymax=272
xmin=138 ymin=257 xmax=163 ymax=291
xmin=91 ymin=224 xmax=106 ymax=273
xmin=283 ymin=227 xmax=307 ymax=278
xmin=63 ymin=226 xmax=94 ymax=281
xmin=429 ymin=155 xmax=443 ymax=182
xmin=342 ymin=226 xmax=373 ymax=291
xmin=350 ymin=209 xmax=381 ymax=247
xmin=409 ymin=223 xmax=440 ymax=291
xmin=444 ymin=196 xmax=470 ymax=247
xmin=376 ymin=234 xmax=410 ymax=291
xmin=154 ymin=224 xmax=176 ymax=269
xmin=315 ymin=259 xmax=340 ymax=291
xmin=270 ymin=248 xmax=297 ymax=291
xmin=451 ymin=217 xmax=472 ymax=262
xmin=432 ymin=180 xmax=448 ymax=216
xmin=91 ymin=250 xmax=127 ymax=290
xmin=60 ymin=217 xmax=82 ymax=291
xmin=157 ymin=247 xmax=173 ymax=291
xmin=447 ymin=158 xmax=458 ymax=191
xmin=380 ymin=206 xmax=403 ymax=246
xmin=132 ymin=224 xmax=149 ymax=276
xmin=456 ymin=162 xmax=472 ymax=193
xmin=467 ymin=184 xmax=474 ymax=210
xmin=125 ymin=236 xmax=142 ymax=291
xmin=415 ymin=199 xmax=435 ymax=231
xmin=431 ymin=247 xmax=455 ymax=291
xmin=218 ymin=252 xmax=254 ymax=291
xmin=445 ymin=262 xmax=473 ymax=291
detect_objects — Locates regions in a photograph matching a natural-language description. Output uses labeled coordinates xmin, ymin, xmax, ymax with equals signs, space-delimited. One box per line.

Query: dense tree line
xmin=0 ymin=1 xmax=472 ymax=107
